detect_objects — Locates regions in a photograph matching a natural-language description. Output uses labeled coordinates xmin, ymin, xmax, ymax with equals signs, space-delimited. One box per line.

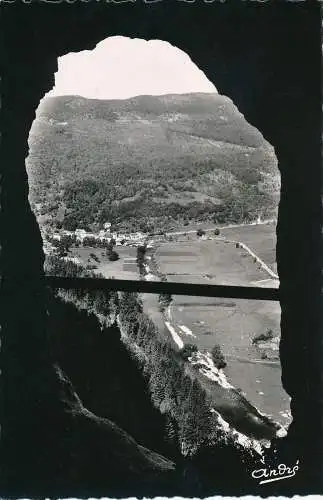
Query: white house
xmin=63 ymin=256 xmax=82 ymax=265
xmin=75 ymin=228 xmax=87 ymax=242
xmin=75 ymin=229 xmax=87 ymax=237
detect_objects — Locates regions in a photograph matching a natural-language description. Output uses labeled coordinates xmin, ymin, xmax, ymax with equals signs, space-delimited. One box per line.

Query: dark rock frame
xmin=0 ymin=0 xmax=322 ymax=496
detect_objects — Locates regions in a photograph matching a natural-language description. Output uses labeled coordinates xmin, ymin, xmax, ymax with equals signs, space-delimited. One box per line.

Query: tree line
xmin=118 ymin=291 xmax=239 ymax=457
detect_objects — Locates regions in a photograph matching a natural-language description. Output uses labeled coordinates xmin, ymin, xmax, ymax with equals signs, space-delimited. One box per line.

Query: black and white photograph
xmin=1 ymin=1 xmax=322 ymax=498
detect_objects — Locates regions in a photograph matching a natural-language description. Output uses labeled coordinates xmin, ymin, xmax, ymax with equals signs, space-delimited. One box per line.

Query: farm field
xmin=219 ymin=222 xmax=277 ymax=273
xmin=71 ymin=245 xmax=139 ymax=280
xmin=153 ymin=238 xmax=270 ymax=286
xmin=163 ymin=221 xmax=277 ymax=275
xmin=151 ymin=235 xmax=290 ymax=427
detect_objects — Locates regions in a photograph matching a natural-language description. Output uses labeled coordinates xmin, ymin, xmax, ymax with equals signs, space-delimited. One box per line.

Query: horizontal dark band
xmin=46 ymin=276 xmax=279 ymax=301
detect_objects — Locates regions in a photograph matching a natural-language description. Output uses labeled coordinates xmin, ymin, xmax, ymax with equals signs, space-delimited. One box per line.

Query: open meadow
xmin=151 ymin=232 xmax=290 ymax=427
xmin=71 ymin=245 xmax=139 ymax=280
xmin=154 ymin=238 xmax=270 ymax=286
xmin=163 ymin=221 xmax=277 ymax=276
xmin=219 ymin=222 xmax=277 ymax=273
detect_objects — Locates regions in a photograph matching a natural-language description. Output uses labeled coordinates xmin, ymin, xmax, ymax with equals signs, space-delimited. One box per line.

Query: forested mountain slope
xmin=27 ymin=93 xmax=279 ymax=232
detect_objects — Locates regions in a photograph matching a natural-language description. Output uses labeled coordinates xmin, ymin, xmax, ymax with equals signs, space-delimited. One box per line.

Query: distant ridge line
xmin=46 ymin=91 xmax=219 ymax=103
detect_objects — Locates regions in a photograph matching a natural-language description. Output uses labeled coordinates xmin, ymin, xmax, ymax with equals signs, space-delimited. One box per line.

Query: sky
xmin=48 ymin=36 xmax=217 ymax=100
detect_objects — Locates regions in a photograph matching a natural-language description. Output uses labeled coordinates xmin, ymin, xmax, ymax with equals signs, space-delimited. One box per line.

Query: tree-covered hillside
xmin=27 ymin=93 xmax=280 ymax=233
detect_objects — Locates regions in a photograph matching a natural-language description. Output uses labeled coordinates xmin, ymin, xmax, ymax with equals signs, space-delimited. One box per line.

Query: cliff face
xmin=46 ymin=292 xmax=260 ymax=496
xmin=48 ymin=296 xmax=174 ymax=459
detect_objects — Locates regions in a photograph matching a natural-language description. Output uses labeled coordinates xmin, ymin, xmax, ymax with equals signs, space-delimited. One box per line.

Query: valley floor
xmin=70 ymin=221 xmax=291 ymax=435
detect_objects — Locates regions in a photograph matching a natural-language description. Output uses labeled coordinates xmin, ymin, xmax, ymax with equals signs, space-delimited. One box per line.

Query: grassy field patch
xmin=220 ymin=222 xmax=277 ymax=272
xmin=155 ymin=239 xmax=269 ymax=286
xmin=71 ymin=245 xmax=139 ymax=280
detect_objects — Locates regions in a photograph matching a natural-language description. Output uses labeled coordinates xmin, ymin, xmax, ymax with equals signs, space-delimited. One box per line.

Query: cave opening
xmin=26 ymin=33 xmax=289 ymax=439
xmin=1 ymin=2 xmax=322 ymax=496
